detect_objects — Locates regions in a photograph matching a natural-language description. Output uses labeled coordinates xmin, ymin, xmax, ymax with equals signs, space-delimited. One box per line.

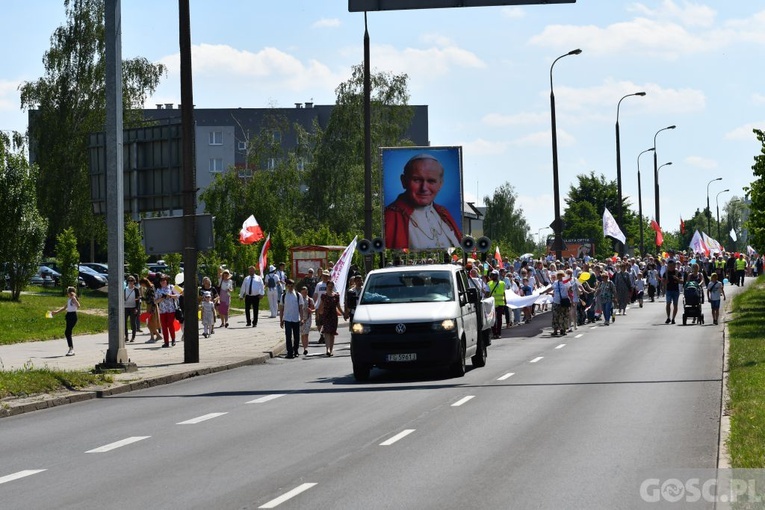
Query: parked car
xmin=78 ymin=265 xmax=108 ymax=289
xmin=31 ymin=265 xmax=62 ymax=286
xmin=80 ymin=262 xmax=109 ymax=276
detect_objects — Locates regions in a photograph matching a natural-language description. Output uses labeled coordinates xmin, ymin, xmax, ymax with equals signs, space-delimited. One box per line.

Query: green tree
xmin=482 ymin=182 xmax=533 ymax=257
xmin=744 ymin=129 xmax=765 ymax=251
xmin=55 ymin=227 xmax=80 ymax=292
xmin=19 ymin=0 xmax=165 ymax=252
xmin=0 ymin=133 xmax=49 ymax=300
xmin=306 ymin=65 xmax=414 ymax=234
xmin=562 ymin=172 xmax=637 ymax=258
xmin=124 ymin=218 xmax=147 ymax=278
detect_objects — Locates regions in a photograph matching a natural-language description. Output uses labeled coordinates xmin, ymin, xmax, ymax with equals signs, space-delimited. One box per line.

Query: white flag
xmin=730 ymin=228 xmax=738 ymax=242
xmin=689 ymin=230 xmax=709 ymax=256
xmin=702 ymin=232 xmax=723 ymax=255
xmin=603 ymin=207 xmax=626 ymax=244
xmin=330 ymin=236 xmax=358 ymax=309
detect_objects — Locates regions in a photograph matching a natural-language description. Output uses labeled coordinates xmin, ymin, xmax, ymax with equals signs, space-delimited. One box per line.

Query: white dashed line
xmin=590 ymin=326 xmax=598 ymax=329
xmin=259 ymin=483 xmax=317 ymax=508
xmin=247 ymin=394 xmax=286 ymax=404
xmin=0 ymin=470 xmax=46 ymax=485
xmin=497 ymin=372 xmax=515 ymax=381
xmin=575 ymin=333 xmax=583 ymax=338
xmin=555 ymin=344 xmax=566 ymax=349
xmin=380 ymin=429 xmax=416 ymax=446
xmin=177 ymin=412 xmax=228 ymax=425
xmin=451 ymin=396 xmax=475 ymax=407
xmin=530 ymin=356 xmax=544 ymax=363
xmin=86 ymin=436 xmax=150 ymax=453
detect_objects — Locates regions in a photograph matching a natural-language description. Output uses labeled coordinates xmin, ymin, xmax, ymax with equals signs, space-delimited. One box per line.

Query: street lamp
xmin=537 ymin=226 xmax=551 ymax=250
xmin=706 ymin=177 xmax=722 ymax=234
xmin=615 ymin=91 xmax=646 ymax=256
xmin=716 ymin=189 xmax=730 ymax=241
xmin=653 ymin=125 xmax=676 ymax=230
xmin=638 ymin=147 xmax=655 ymax=256
xmin=654 ymin=161 xmax=672 ymax=250
xmin=549 ymin=48 xmax=581 ymax=261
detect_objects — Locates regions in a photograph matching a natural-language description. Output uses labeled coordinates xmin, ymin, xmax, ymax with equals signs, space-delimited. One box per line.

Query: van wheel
xmin=450 ymin=339 xmax=466 ymax=378
xmin=472 ymin=332 xmax=487 ymax=368
xmin=353 ymin=363 xmax=370 ymax=382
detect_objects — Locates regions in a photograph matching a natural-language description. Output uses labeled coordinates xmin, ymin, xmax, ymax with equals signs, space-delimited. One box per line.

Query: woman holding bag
xmin=154 ymin=275 xmax=179 ymax=348
xmin=139 ymin=277 xmax=161 ymax=342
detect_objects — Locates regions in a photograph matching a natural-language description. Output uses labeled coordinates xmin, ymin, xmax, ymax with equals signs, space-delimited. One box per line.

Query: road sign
xmin=349 ymin=0 xmax=575 ymax=12
xmin=549 ymin=217 xmax=566 ymax=234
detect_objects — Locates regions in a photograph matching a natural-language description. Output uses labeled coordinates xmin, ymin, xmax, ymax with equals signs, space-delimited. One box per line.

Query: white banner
xmin=330 ymin=236 xmax=358 ymax=309
xmin=505 ymin=285 xmax=553 ymax=309
xmin=603 ymin=207 xmax=626 ymax=244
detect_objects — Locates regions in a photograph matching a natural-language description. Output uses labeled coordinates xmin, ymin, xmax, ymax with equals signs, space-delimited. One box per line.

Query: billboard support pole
xmin=363 ymin=12 xmax=373 ymax=274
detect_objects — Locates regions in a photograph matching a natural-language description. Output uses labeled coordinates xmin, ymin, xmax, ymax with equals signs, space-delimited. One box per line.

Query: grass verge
xmin=0 ymin=287 xmax=108 ymax=344
xmin=0 ymin=363 xmax=113 ymax=399
xmin=726 ymin=275 xmax=765 ymax=468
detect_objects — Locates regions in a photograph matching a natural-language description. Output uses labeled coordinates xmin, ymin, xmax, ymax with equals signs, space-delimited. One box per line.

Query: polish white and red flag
xmin=239 ymin=215 xmax=264 ymax=245
xmin=258 ymin=235 xmax=271 ymax=276
xmin=494 ymin=246 xmax=502 ymax=268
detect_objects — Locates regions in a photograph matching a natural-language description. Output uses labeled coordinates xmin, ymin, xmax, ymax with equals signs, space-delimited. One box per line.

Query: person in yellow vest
xmin=488 ymin=270 xmax=506 ymax=341
xmin=735 ymin=254 xmax=747 ymax=286
xmin=714 ymin=256 xmax=726 ymax=281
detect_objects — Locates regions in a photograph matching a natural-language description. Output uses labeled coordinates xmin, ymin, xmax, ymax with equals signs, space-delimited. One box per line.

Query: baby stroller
xmin=682 ymin=280 xmax=704 ymax=325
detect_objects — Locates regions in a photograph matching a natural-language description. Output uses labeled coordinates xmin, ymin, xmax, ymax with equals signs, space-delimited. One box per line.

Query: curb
xmin=1 ymin=342 xmax=286 ymax=419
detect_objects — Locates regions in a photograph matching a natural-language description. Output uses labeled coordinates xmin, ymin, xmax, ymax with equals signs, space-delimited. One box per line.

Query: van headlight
xmin=352 ymin=323 xmax=370 ymax=334
xmin=432 ymin=319 xmax=456 ymax=331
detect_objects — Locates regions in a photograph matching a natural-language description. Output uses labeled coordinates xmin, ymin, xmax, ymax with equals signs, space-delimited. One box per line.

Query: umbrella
xmin=577 ymin=272 xmax=591 ymax=283
xmin=520 ymin=253 xmax=534 ymax=260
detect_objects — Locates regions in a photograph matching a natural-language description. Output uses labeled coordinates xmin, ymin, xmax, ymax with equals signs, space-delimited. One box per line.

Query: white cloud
xmin=482 ymin=111 xmax=547 ymax=127
xmin=461 ymin=138 xmax=509 ymax=156
xmin=724 ymin=122 xmax=765 ymax=142
xmin=312 ymin=18 xmax=341 ymax=29
xmin=511 ymin=129 xmax=575 ymax=148
xmin=158 ymin=44 xmax=342 ymax=92
xmin=684 ymin=155 xmax=717 ymax=170
xmin=517 ymin=193 xmax=555 ymax=232
xmin=0 ymin=79 xmax=20 ymax=112
xmin=628 ymin=0 xmax=717 ymax=28
xmin=372 ymin=41 xmax=486 ymax=82
xmin=753 ymin=93 xmax=765 ymax=106
xmin=501 ymin=7 xmax=525 ymax=20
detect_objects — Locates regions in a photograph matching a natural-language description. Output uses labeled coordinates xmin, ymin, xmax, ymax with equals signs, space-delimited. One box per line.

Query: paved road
xmin=0 ymin=285 xmax=740 ymax=509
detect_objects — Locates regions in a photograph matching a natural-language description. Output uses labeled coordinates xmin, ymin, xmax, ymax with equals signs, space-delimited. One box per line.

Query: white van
xmin=350 ymin=264 xmax=493 ymax=381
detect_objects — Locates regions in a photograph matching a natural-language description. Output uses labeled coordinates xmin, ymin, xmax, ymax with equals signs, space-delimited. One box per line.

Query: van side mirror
xmin=466 ymin=287 xmax=479 ymax=304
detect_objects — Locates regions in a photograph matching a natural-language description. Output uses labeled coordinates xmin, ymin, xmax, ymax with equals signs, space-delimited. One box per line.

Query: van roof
xmin=369 ymin=264 xmax=461 ymax=275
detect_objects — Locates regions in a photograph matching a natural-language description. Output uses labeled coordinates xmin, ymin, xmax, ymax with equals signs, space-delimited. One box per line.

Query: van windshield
xmin=360 ymin=271 xmax=454 ymax=304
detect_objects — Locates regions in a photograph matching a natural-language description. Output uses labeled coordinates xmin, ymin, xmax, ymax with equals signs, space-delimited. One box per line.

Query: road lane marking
xmin=575 ymin=333 xmax=583 ymax=338
xmin=0 ymin=470 xmax=46 ymax=485
xmin=247 ymin=394 xmax=286 ymax=404
xmin=380 ymin=429 xmax=415 ymax=446
xmin=177 ymin=412 xmax=228 ymax=425
xmin=497 ymin=372 xmax=515 ymax=381
xmin=259 ymin=483 xmax=317 ymax=508
xmin=555 ymin=344 xmax=566 ymax=349
xmin=86 ymin=436 xmax=150 ymax=453
xmin=590 ymin=326 xmax=598 ymax=329
xmin=529 ymin=356 xmax=544 ymax=363
xmin=451 ymin=396 xmax=475 ymax=407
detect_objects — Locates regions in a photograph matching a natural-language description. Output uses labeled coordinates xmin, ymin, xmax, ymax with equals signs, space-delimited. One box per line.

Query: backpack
xmin=267 ymin=274 xmax=276 ymax=289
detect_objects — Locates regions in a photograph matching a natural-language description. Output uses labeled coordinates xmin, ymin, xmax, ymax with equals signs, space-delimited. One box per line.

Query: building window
xmin=209 ymin=131 xmax=223 ymax=145
xmin=237 ymin=140 xmax=247 ymax=151
xmin=267 ymin=158 xmax=276 ymax=170
xmin=272 ymin=130 xmax=281 ymax=144
xmin=209 ymin=158 xmax=223 ymax=173
xmin=297 ymin=158 xmax=305 ymax=171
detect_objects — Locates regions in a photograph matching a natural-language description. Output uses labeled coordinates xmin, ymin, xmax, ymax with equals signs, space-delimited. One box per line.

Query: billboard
xmin=349 ymin=0 xmax=575 ymax=12
xmin=546 ymin=237 xmax=595 ymax=260
xmin=382 ymin=146 xmax=463 ymax=251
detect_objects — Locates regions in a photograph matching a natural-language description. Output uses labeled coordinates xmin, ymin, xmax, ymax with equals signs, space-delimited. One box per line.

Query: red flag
xmin=680 ymin=216 xmax=686 ymax=235
xmin=239 ymin=215 xmax=264 ymax=244
xmin=494 ymin=246 xmax=502 ymax=267
xmin=651 ymin=219 xmax=664 ymax=246
xmin=258 ymin=234 xmax=271 ymax=276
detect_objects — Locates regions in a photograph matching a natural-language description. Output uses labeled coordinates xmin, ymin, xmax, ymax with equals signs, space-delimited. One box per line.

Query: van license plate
xmin=387 ymin=353 xmax=416 ymax=362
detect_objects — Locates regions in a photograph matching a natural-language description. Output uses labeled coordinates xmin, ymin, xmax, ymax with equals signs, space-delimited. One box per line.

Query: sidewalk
xmin=0 ymin=308 xmax=288 ymax=417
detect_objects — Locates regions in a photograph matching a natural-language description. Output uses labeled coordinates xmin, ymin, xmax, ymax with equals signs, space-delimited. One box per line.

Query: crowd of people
xmin=49 ymin=248 xmax=762 ymax=357
xmin=464 ymin=249 xmax=762 ymax=338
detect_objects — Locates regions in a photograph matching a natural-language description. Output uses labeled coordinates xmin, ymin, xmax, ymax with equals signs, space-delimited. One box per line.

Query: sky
xmin=1 ymin=0 xmax=763 ymax=245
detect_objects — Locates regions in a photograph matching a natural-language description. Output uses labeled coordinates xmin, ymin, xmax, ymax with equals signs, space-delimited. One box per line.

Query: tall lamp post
xmin=615 ymin=91 xmax=646 ymax=256
xmin=549 ymin=48 xmax=582 ymax=261
xmin=637 ymin=147 xmax=655 ymax=256
xmin=653 ymin=125 xmax=676 ymax=230
xmin=706 ymin=177 xmax=722 ymax=234
xmin=716 ymin=189 xmax=730 ymax=241
xmin=655 ymin=161 xmax=672 ymax=251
